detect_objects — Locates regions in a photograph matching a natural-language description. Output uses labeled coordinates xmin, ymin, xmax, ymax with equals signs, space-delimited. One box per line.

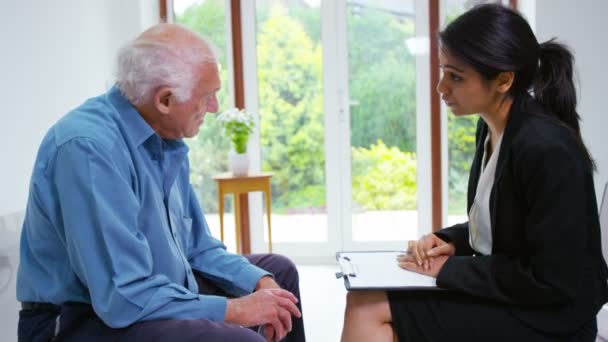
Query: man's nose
xmin=207 ymin=95 xmax=219 ymax=113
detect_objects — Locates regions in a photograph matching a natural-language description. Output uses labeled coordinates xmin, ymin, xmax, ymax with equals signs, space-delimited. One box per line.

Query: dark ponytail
xmin=534 ymin=41 xmax=579 ymax=135
xmin=533 ymin=40 xmax=594 ymax=168
xmin=439 ymin=4 xmax=595 ymax=169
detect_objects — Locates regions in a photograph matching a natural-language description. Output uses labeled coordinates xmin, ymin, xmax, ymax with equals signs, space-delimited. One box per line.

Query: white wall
xmin=533 ymin=0 xmax=608 ymax=200
xmin=0 ymin=0 xmax=159 ymax=216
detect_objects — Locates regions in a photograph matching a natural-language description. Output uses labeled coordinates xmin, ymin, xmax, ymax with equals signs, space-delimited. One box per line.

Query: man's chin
xmin=185 ymin=126 xmax=202 ymax=138
xmin=184 ymin=132 xmax=198 ymax=139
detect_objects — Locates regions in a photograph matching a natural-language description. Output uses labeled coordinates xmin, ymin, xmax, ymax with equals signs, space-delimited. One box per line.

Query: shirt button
xmin=187 ymin=269 xmax=192 ymax=274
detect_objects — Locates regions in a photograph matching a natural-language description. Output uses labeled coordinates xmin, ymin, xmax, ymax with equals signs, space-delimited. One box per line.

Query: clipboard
xmin=335 ymin=251 xmax=440 ymax=291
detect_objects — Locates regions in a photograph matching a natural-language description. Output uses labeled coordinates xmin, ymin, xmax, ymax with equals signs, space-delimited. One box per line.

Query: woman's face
xmin=436 ymin=49 xmax=503 ymax=116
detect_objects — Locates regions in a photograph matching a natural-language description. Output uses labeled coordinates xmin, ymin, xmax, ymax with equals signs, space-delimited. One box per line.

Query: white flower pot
xmin=228 ymin=151 xmax=249 ymax=177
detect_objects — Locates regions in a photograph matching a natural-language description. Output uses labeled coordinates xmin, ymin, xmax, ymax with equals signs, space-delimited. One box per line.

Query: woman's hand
xmin=398 ymin=254 xmax=450 ymax=278
xmin=401 ymin=234 xmax=455 ymax=271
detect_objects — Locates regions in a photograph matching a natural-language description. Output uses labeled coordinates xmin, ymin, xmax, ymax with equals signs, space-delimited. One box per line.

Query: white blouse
xmin=468 ymin=133 xmax=503 ymax=255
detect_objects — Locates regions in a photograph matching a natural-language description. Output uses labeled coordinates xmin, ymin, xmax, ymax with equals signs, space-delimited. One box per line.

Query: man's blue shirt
xmin=17 ymin=86 xmax=269 ymax=328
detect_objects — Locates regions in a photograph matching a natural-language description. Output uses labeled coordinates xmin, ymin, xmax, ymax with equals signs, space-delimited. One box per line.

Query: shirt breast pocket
xmin=182 ymin=217 xmax=193 ymax=231
xmin=178 ymin=217 xmax=193 ymax=251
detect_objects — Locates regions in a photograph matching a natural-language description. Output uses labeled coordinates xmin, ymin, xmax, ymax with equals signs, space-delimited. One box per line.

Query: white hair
xmin=115 ymin=26 xmax=217 ymax=105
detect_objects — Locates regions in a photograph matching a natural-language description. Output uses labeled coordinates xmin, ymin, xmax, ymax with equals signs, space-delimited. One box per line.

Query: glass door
xmin=334 ymin=0 xmax=432 ymax=251
xmin=247 ymin=0 xmax=431 ymax=260
xmin=246 ymin=0 xmax=339 ymax=262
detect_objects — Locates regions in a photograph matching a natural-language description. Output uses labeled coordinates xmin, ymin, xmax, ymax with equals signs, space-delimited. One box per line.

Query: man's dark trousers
xmin=18 ymin=253 xmax=305 ymax=342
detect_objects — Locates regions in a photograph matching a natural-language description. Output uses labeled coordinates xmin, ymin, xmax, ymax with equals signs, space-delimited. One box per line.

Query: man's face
xmin=166 ymin=62 xmax=220 ymax=139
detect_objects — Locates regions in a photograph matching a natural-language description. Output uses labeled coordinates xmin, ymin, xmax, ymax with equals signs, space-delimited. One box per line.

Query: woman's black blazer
xmin=435 ymin=94 xmax=608 ymax=334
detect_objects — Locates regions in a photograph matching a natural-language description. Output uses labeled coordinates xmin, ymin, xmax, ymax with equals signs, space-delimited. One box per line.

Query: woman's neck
xmin=480 ymin=96 xmax=513 ymax=146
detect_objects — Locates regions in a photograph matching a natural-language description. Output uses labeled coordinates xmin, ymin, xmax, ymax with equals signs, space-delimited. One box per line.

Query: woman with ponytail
xmin=340 ymin=4 xmax=607 ymax=341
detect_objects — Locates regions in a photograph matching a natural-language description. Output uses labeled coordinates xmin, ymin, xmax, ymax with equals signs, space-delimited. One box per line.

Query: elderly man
xmin=17 ymin=24 xmax=305 ymax=342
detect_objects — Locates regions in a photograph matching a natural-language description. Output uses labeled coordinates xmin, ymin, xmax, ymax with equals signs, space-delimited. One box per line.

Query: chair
xmin=0 ymin=210 xmax=25 ymax=342
xmin=597 ymin=183 xmax=608 ymax=341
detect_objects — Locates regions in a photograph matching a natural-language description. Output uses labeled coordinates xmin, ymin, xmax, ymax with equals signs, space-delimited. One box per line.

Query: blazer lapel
xmin=489 ymin=94 xmax=540 ymax=237
xmin=467 ymin=119 xmax=487 ymax=213
xmin=494 ymin=96 xmax=523 ymax=184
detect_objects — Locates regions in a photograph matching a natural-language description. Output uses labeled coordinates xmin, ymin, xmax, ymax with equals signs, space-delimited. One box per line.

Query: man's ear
xmin=154 ymin=87 xmax=173 ymax=115
xmin=496 ymin=71 xmax=514 ymax=94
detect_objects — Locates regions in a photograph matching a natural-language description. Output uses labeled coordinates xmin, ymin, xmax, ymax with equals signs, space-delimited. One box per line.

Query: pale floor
xmin=298 ymin=264 xmax=347 ymax=342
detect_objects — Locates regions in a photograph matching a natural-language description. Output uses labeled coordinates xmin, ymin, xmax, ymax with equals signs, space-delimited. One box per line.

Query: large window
xmin=172 ymin=0 xmax=429 ymax=259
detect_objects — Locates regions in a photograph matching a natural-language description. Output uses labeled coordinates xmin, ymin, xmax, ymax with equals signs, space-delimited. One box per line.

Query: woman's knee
xmin=345 ymin=291 xmax=365 ymax=312
xmin=346 ymin=290 xmax=385 ymax=306
xmin=345 ymin=291 xmax=391 ymax=320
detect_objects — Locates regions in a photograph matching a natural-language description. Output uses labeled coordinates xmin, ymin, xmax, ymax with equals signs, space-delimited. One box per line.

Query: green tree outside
xmin=256 ymin=4 xmax=326 ymax=211
xmin=352 ymin=141 xmax=417 ymax=210
xmin=448 ymin=113 xmax=477 ymax=213
xmin=347 ymin=7 xmax=417 ymax=152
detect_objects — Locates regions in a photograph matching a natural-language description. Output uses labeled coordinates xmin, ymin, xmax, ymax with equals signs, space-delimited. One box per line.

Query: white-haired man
xmin=17 ymin=24 xmax=305 ymax=342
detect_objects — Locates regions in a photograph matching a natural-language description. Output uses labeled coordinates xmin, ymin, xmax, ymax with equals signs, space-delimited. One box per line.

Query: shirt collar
xmin=106 ymin=85 xmax=156 ymax=147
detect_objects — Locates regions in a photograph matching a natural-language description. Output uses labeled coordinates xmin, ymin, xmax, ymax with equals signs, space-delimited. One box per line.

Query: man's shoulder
xmin=51 ymin=94 xmax=123 ymax=152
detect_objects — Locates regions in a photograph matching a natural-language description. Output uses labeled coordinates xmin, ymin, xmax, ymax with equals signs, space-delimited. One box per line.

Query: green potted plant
xmin=217 ymin=108 xmax=255 ymax=176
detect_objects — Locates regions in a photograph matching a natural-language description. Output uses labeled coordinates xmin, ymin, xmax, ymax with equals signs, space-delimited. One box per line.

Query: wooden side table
xmin=213 ymin=172 xmax=273 ymax=254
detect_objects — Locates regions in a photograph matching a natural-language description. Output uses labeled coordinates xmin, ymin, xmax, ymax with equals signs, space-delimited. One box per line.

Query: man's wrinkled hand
xmin=225 ymin=288 xmax=301 ymax=341
xmin=256 ymin=275 xmax=280 ymax=291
